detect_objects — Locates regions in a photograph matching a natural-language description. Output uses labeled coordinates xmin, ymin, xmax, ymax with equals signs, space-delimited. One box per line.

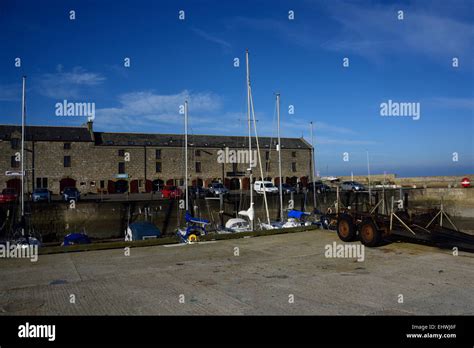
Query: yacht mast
xmin=21 ymin=76 xmax=26 ymax=236
xmin=184 ymin=100 xmax=189 ymax=212
xmin=310 ymin=122 xmax=317 ymax=210
xmin=276 ymin=93 xmax=283 ymax=222
xmin=246 ymin=49 xmax=253 ymax=230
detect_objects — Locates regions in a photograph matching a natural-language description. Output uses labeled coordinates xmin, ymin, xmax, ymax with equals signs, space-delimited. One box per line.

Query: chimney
xmin=86 ymin=120 xmax=95 ymax=141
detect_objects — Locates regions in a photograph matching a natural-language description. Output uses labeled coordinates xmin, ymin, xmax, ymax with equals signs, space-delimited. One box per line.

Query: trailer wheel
xmin=337 ymin=214 xmax=357 ymax=242
xmin=187 ymin=234 xmax=198 ymax=243
xmin=359 ymin=219 xmax=381 ymax=247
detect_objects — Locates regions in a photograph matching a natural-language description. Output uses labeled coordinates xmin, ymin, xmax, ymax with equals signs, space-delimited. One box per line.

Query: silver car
xmin=340 ymin=181 xmax=366 ymax=191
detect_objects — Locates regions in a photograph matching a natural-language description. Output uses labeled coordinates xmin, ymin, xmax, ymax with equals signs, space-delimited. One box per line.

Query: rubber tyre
xmin=359 ymin=219 xmax=382 ymax=247
xmin=337 ymin=214 xmax=357 ymax=242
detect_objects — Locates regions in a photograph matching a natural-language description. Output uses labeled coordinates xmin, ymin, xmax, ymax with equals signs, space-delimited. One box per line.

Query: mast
xmin=310 ymin=122 xmax=317 ymax=210
xmin=249 ymin=88 xmax=271 ymax=225
xmin=21 ymin=76 xmax=26 ymax=235
xmin=366 ymin=150 xmax=371 ymax=202
xmin=246 ymin=49 xmax=253 ymax=230
xmin=276 ymin=93 xmax=283 ymax=222
xmin=184 ymin=100 xmax=189 ymax=212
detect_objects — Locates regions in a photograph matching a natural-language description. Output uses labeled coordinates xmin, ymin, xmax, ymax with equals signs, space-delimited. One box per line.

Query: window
xmin=118 ymin=149 xmax=125 ymax=157
xmin=118 ymin=162 xmax=125 ymax=174
xmin=292 ymin=151 xmax=297 ymax=158
xmin=11 ymin=138 xmax=20 ymax=150
xmin=156 ymin=162 xmax=162 ymax=173
xmin=11 ymin=155 xmax=19 ymax=168
xmin=195 ymin=149 xmax=201 ymax=157
xmin=36 ymin=178 xmax=48 ymax=188
xmin=156 ymin=149 xmax=161 ymax=159
xmin=292 ymin=162 xmax=297 ymax=172
xmin=265 ymin=151 xmax=270 ymax=160
xmin=195 ymin=162 xmax=202 ymax=173
xmin=100 ymin=180 xmax=105 ymax=189
xmin=64 ymin=143 xmax=71 ymax=150
xmin=64 ymin=156 xmax=71 ymax=167
xmin=232 ymin=162 xmax=238 ymax=173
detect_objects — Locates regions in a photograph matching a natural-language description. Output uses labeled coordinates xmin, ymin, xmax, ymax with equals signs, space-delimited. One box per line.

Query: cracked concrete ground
xmin=0 ymin=229 xmax=473 ymax=315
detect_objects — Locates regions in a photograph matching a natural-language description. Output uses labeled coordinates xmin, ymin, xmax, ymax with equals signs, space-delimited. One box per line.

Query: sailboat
xmin=259 ymin=99 xmax=317 ymax=230
xmin=220 ymin=49 xmax=274 ymax=233
xmin=176 ymin=101 xmax=210 ymax=243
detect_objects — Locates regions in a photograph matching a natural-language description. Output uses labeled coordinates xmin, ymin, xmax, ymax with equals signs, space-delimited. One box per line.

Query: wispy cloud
xmin=36 ymin=65 xmax=106 ymax=99
xmin=426 ymin=97 xmax=474 ymax=110
xmin=191 ymin=27 xmax=232 ymax=50
xmin=0 ymin=83 xmax=21 ymax=101
xmin=94 ymin=90 xmax=224 ymax=132
xmin=233 ymin=1 xmax=474 ymax=65
xmin=321 ymin=1 xmax=474 ymax=63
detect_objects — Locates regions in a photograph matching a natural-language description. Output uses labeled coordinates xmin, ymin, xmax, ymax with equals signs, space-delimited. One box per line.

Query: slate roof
xmin=0 ymin=125 xmax=312 ymax=149
xmin=94 ymin=132 xmax=311 ymax=149
xmin=0 ymin=125 xmax=93 ymax=142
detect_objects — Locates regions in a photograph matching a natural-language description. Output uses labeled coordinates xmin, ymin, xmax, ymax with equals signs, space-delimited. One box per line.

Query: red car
xmin=161 ymin=185 xmax=182 ymax=199
xmin=0 ymin=188 xmax=18 ymax=203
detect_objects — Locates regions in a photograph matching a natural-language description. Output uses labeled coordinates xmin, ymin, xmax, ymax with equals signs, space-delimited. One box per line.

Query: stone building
xmin=0 ymin=122 xmax=314 ymax=194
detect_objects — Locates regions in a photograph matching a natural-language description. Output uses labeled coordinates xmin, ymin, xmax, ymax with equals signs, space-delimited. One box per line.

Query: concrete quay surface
xmin=0 ymin=229 xmax=473 ymax=315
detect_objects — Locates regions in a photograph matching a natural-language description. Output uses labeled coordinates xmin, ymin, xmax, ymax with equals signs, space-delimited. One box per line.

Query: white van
xmin=253 ymin=181 xmax=279 ymax=194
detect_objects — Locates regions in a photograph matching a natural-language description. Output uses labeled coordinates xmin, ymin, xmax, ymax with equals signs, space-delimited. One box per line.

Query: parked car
xmin=308 ymin=181 xmax=331 ymax=193
xmin=162 ymin=185 xmax=182 ymax=199
xmin=188 ymin=186 xmax=209 ymax=199
xmin=340 ymin=181 xmax=366 ymax=191
xmin=280 ymin=183 xmax=296 ymax=194
xmin=208 ymin=182 xmax=229 ymax=196
xmin=32 ymin=188 xmax=51 ymax=202
xmin=0 ymin=188 xmax=18 ymax=203
xmin=254 ymin=181 xmax=279 ymax=194
xmin=62 ymin=187 xmax=80 ymax=201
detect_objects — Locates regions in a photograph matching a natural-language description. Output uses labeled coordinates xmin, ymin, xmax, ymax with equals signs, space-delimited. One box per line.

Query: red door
xmin=130 ymin=180 xmax=139 ymax=193
xmin=108 ymin=180 xmax=116 ymax=194
xmin=60 ymin=178 xmax=76 ymax=192
xmin=6 ymin=178 xmax=21 ymax=193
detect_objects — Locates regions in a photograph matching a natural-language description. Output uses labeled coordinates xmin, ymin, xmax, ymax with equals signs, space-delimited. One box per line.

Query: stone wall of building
xmin=0 ymin=133 xmax=313 ymax=194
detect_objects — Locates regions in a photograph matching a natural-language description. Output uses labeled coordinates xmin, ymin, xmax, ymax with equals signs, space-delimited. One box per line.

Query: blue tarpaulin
xmin=287 ymin=210 xmax=310 ymax=219
xmin=128 ymin=222 xmax=161 ymax=240
xmin=63 ymin=233 xmax=91 ymax=246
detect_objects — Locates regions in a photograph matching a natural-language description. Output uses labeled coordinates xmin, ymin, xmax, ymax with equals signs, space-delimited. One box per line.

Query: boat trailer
xmin=330 ymin=187 xmax=474 ymax=253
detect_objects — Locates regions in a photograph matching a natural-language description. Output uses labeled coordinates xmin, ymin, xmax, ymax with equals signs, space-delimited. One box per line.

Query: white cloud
xmin=191 ymin=27 xmax=232 ymax=50
xmin=0 ymin=83 xmax=21 ymax=101
xmin=427 ymin=97 xmax=474 ymax=110
xmin=36 ymin=66 xmax=106 ymax=99
xmin=94 ymin=90 xmax=224 ymax=132
xmin=234 ymin=1 xmax=474 ymax=64
xmin=322 ymin=1 xmax=474 ymax=63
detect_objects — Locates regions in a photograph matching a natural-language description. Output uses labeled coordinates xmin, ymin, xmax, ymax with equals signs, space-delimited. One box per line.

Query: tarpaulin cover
xmin=287 ymin=210 xmax=310 ymax=219
xmin=128 ymin=222 xmax=161 ymax=240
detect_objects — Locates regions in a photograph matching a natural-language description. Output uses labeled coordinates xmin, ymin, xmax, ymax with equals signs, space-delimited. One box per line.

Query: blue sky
xmin=0 ymin=0 xmax=473 ymax=177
